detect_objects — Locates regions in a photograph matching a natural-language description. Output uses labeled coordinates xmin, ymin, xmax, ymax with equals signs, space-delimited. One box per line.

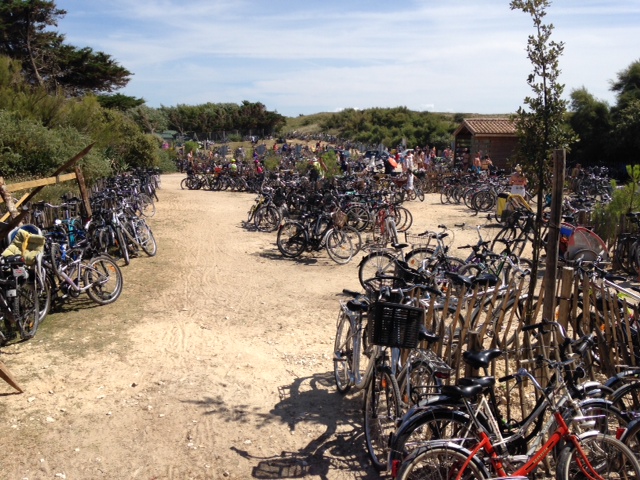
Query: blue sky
xmin=54 ymin=0 xmax=640 ymax=117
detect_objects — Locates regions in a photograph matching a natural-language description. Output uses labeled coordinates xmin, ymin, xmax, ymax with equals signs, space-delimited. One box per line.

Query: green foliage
xmin=611 ymin=59 xmax=640 ymax=113
xmin=160 ymin=101 xmax=285 ymax=139
xmin=0 ymin=1 xmax=131 ymax=96
xmin=263 ymin=152 xmax=280 ymax=171
xmin=567 ymin=87 xmax=612 ymax=166
xmin=592 ymin=166 xmax=640 ymax=243
xmin=320 ymin=151 xmax=341 ymax=179
xmin=98 ymin=93 xmax=145 ymax=111
xmin=228 ymin=133 xmax=242 ymax=142
xmin=183 ymin=141 xmax=199 ymax=155
xmin=319 ymin=107 xmax=457 ymax=149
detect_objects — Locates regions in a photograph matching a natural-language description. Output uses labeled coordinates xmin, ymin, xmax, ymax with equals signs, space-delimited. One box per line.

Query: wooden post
xmin=74 ymin=166 xmax=92 ymax=219
xmin=543 ymin=149 xmax=566 ymax=324
xmin=0 ymin=361 xmax=23 ymax=393
xmin=557 ymin=266 xmax=574 ymax=331
xmin=0 ymin=177 xmax=18 ymax=219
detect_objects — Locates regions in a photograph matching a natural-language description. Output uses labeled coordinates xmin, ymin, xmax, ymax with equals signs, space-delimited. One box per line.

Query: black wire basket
xmin=370 ymin=301 xmax=423 ymax=349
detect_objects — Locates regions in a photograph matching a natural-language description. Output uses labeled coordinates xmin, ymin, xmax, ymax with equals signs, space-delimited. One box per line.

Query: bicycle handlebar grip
xmin=522 ymin=322 xmax=544 ymax=332
xmin=499 ymin=374 xmax=516 ymax=383
xmin=437 ymin=224 xmax=447 ymax=229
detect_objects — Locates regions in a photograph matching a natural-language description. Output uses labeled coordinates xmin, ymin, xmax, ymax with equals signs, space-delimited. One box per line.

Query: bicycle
xmin=276 ymin=208 xmax=361 ymax=264
xmin=393 ymin=320 xmax=637 ymax=480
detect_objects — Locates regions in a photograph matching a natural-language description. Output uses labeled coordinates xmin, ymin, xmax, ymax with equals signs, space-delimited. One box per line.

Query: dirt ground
xmin=0 ymin=173 xmax=495 ymax=480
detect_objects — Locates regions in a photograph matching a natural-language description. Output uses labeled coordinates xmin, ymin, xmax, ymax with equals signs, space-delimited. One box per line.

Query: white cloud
xmin=55 ymin=0 xmax=640 ymax=115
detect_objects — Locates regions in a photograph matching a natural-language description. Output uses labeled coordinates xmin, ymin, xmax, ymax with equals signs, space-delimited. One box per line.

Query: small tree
xmin=509 ymin=0 xmax=576 ymax=322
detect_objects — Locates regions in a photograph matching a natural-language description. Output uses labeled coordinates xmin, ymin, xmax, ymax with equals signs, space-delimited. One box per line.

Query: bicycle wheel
xmin=276 ymin=221 xmax=307 ymax=258
xmin=83 ymin=256 xmax=124 ymax=305
xmin=333 ymin=309 xmax=355 ymax=393
xmin=364 ymin=364 xmax=401 ymax=471
xmin=345 ymin=205 xmax=371 ymax=232
xmin=390 ymin=407 xmax=479 ymax=467
xmin=610 ymin=381 xmax=640 ymax=414
xmin=135 ymin=220 xmax=158 ymax=256
xmin=180 ymin=177 xmax=189 ymax=190
xmin=325 ymin=228 xmax=355 ymax=264
xmin=16 ymin=278 xmax=41 ymax=339
xmin=621 ymin=417 xmax=640 ymax=459
xmin=405 ymin=247 xmax=435 ymax=271
xmin=415 ymin=187 xmax=425 ymax=202
xmin=556 ymin=432 xmax=640 ymax=480
xmin=396 ymin=443 xmax=490 ymax=480
xmin=394 ymin=206 xmax=413 ymax=232
xmin=254 ymin=205 xmax=281 ymax=233
xmin=358 ymin=251 xmax=396 ymax=289
xmin=137 ymin=193 xmax=156 ymax=218
xmin=396 ymin=359 xmax=438 ymax=409
xmin=115 ymin=227 xmax=131 ymax=266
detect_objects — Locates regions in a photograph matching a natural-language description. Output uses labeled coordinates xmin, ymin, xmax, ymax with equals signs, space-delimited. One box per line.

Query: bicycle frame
xmin=458 ymin=410 xmax=601 ymax=480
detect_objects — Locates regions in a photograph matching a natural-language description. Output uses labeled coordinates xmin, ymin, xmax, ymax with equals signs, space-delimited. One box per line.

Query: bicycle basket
xmin=369 ymin=301 xmax=423 ymax=349
xmin=404 ymin=231 xmax=431 ymax=246
xmin=333 ymin=209 xmax=348 ymax=229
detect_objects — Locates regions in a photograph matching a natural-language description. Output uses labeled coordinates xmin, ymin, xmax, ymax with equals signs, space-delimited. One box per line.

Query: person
xmin=510 ymin=165 xmax=528 ymax=196
xmin=482 ymin=155 xmax=494 ymax=174
xmin=462 ymin=148 xmax=471 ymax=171
xmin=473 ymin=152 xmax=482 ymax=173
xmin=403 ymin=152 xmax=415 ymax=191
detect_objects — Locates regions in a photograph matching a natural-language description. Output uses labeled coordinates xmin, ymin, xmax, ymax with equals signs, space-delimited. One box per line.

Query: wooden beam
xmin=1 ymin=172 xmax=77 ymax=195
xmin=74 ymin=165 xmax=92 ymax=219
xmin=0 ymin=144 xmax=94 ymax=238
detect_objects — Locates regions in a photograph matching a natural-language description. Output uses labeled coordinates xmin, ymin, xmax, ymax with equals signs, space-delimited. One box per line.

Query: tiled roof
xmin=456 ymin=118 xmax=517 ymax=136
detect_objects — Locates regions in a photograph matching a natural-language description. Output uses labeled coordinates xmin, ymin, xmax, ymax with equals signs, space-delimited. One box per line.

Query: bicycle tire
xmin=16 ymin=278 xmax=41 ymax=339
xmin=345 ymin=204 xmax=371 ymax=232
xmin=137 ymin=193 xmax=156 ymax=218
xmin=325 ymin=228 xmax=355 ymax=264
xmin=254 ymin=205 xmax=281 ymax=233
xmin=333 ymin=309 xmax=355 ymax=393
xmin=395 ymin=206 xmax=413 ymax=232
xmin=358 ymin=251 xmax=396 ymax=289
xmin=389 ymin=407 xmax=479 ymax=468
xmin=396 ymin=443 xmax=490 ymax=480
xmin=180 ymin=178 xmax=189 ymax=190
xmin=610 ymin=380 xmax=640 ymax=415
xmin=364 ymin=364 xmax=401 ymax=471
xmin=405 ymin=247 xmax=435 ymax=271
xmin=276 ymin=221 xmax=307 ymax=258
xmin=136 ymin=221 xmax=158 ymax=256
xmin=556 ymin=431 xmax=640 ymax=480
xmin=415 ymin=187 xmax=425 ymax=202
xmin=396 ymin=359 xmax=438 ymax=409
xmin=83 ymin=256 xmax=124 ymax=306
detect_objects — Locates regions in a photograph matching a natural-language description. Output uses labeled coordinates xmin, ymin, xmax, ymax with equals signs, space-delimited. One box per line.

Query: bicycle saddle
xmin=473 ymin=273 xmax=500 ymax=287
xmin=463 ymin=349 xmax=503 ymax=370
xmin=440 ymin=383 xmax=484 ymax=399
xmin=445 ymin=272 xmax=473 ymax=288
xmin=458 ymin=376 xmax=496 ymax=390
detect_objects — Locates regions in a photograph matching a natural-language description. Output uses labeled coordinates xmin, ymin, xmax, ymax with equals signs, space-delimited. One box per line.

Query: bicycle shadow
xmin=188 ymin=371 xmax=378 ymax=479
xmin=239 ymin=372 xmax=377 ymax=479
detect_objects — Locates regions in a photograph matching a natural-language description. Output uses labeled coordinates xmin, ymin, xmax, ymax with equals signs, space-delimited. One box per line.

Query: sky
xmin=53 ymin=0 xmax=640 ymax=117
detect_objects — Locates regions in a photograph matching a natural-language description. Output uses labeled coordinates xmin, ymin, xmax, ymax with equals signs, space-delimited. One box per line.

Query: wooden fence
xmin=423 ymin=266 xmax=640 ymax=420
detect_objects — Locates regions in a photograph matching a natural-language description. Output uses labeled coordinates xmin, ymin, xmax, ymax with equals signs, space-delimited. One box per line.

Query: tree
xmin=128 ymin=104 xmax=168 ymax=135
xmin=567 ymin=87 xmax=612 ymax=167
xmin=0 ymin=0 xmax=131 ymax=95
xmin=509 ymin=0 xmax=575 ymax=323
xmin=611 ymin=59 xmax=640 ymax=113
xmin=97 ymin=93 xmax=145 ymax=111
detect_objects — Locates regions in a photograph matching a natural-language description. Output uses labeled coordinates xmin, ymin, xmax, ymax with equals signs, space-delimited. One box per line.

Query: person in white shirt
xmin=403 ymin=153 xmax=415 ymax=190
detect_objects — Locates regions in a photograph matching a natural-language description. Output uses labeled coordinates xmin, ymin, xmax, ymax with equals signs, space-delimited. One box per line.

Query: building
xmin=453 ymin=118 xmax=517 ymax=169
